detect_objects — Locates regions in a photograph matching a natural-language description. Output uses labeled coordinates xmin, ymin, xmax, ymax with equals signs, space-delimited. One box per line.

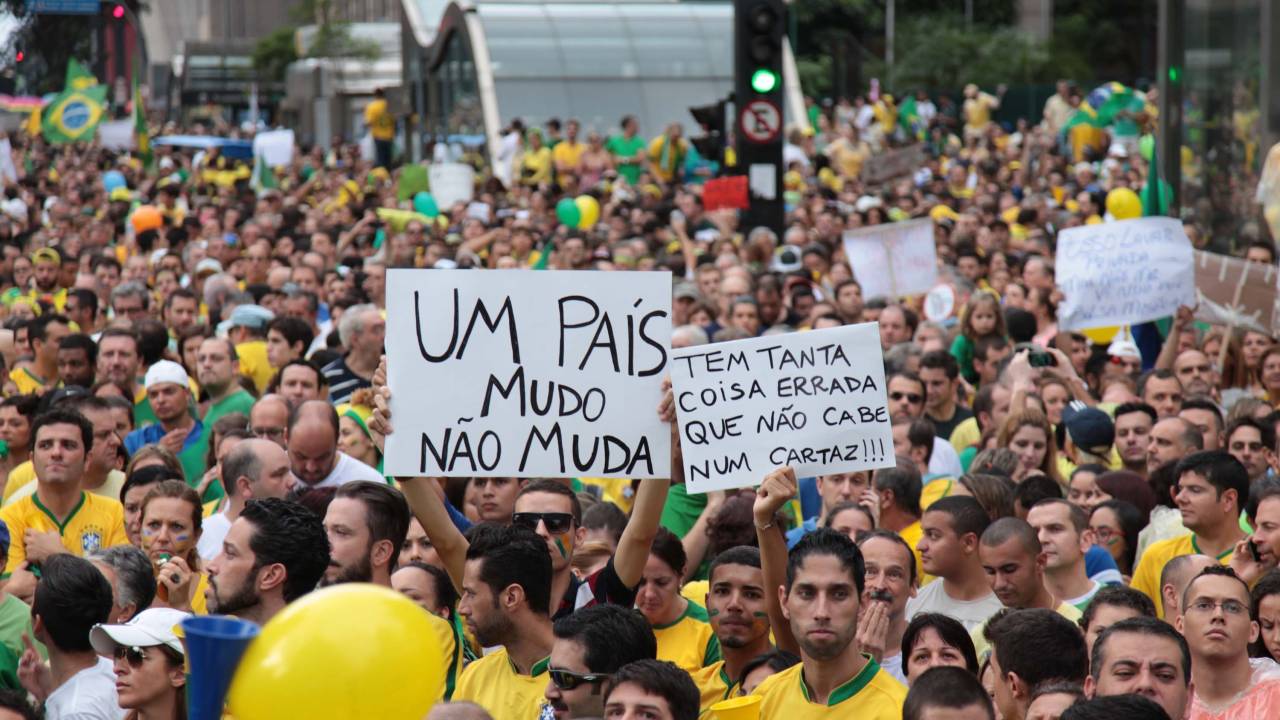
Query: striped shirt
xmin=321 ymin=355 xmax=370 ymax=405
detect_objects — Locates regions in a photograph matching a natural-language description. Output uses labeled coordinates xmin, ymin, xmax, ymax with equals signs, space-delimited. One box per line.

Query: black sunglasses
xmin=549 ymin=667 xmax=611 ymax=691
xmin=512 ymin=512 xmax=574 ymax=534
xmin=889 ymin=391 xmax=923 ymax=404
xmin=113 ymin=645 xmax=150 ymax=668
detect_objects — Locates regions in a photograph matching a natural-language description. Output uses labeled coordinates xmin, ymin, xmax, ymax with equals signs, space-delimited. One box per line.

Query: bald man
xmin=287 ymin=399 xmax=386 ymax=489
xmin=197 ymin=438 xmax=293 ymax=562
xmin=1159 ymin=553 xmax=1216 ymax=621
xmin=249 ymin=394 xmax=291 ymax=448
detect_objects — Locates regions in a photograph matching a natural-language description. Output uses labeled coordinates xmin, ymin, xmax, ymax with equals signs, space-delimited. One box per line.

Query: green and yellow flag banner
xmin=133 ymin=76 xmax=151 ymax=168
xmin=41 ymin=84 xmax=107 ymax=144
xmin=65 ymin=58 xmax=98 ymax=91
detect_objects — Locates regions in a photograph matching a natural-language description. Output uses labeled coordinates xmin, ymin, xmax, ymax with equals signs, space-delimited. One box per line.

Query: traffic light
xmin=14 ymin=50 xmax=22 ymax=63
xmin=112 ymin=3 xmax=125 ymax=19
xmin=734 ymin=0 xmax=785 ymax=234
xmin=689 ymin=98 xmax=728 ymax=165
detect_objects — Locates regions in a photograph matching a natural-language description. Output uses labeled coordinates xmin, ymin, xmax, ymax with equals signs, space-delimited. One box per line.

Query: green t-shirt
xmin=605 ymin=135 xmax=647 ymax=184
xmin=659 ymin=482 xmax=706 ymax=538
xmin=184 ymin=389 xmax=256 ymax=504
xmin=0 ymin=593 xmax=40 ymax=665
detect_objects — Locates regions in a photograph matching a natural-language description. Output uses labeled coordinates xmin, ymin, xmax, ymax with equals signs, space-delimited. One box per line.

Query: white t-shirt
xmin=905 ymin=579 xmax=1003 ymax=632
xmin=881 ymin=652 xmax=907 ymax=685
xmin=45 ymin=656 xmax=125 ymax=720
xmin=197 ymin=511 xmax=233 ymax=563
xmin=929 ymin=438 xmax=964 ymax=478
xmin=309 ymin=451 xmax=385 ymax=489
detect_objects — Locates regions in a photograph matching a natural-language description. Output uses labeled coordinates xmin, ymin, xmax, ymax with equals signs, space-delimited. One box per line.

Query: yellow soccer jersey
xmin=692 ymin=660 xmax=739 ymax=715
xmin=681 ymin=579 xmax=709 ymax=607
xmin=235 ymin=340 xmax=274 ymax=394
xmin=8 ymin=368 xmax=46 ymax=396
xmin=1131 ymin=534 xmax=1232 ymax=618
xmin=654 ymin=601 xmax=721 ymax=674
xmin=753 ymin=656 xmax=906 ymax=719
xmin=453 ymin=647 xmax=548 ymax=720
xmin=2 ymin=462 xmax=36 ymax=505
xmin=0 ymin=492 xmax=128 ymax=574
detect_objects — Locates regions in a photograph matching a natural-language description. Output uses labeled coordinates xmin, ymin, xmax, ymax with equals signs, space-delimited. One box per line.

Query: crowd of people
xmin=0 ymin=72 xmax=1268 ymax=720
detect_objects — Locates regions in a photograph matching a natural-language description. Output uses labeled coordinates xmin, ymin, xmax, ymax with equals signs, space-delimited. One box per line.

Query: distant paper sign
xmin=397 ymin=164 xmax=429 ymax=202
xmin=861 ymin=144 xmax=926 ymax=186
xmin=702 ymin=176 xmax=749 ymax=211
xmin=1056 ymin=217 xmax=1195 ymax=331
xmin=252 ymin=129 xmax=294 ymax=167
xmin=97 ymin=119 xmax=133 ymax=151
xmin=671 ymin=322 xmax=894 ymax=493
xmin=924 ymin=284 xmax=956 ymax=321
xmin=383 ymin=270 xmax=672 ymax=479
xmin=842 ymin=219 xmax=938 ymax=300
xmin=429 ymin=163 xmax=475 ymax=209
xmin=1192 ymin=250 xmax=1279 ymax=336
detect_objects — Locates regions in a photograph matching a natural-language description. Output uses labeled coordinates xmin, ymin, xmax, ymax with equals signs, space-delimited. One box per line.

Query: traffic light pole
xmin=734 ymin=0 xmax=786 ymax=238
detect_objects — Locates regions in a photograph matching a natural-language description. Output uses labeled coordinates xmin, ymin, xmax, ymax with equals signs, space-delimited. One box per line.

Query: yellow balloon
xmin=1105 ymin=188 xmax=1142 ymax=220
xmin=575 ymin=195 xmax=600 ymax=229
xmin=227 ymin=584 xmax=445 ymax=720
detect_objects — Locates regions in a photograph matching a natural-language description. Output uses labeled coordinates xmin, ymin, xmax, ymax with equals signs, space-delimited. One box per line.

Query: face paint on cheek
xmin=707 ymin=609 xmax=720 ymax=617
xmin=553 ymin=534 xmax=570 ymax=559
xmin=751 ymin=612 xmax=769 ymax=618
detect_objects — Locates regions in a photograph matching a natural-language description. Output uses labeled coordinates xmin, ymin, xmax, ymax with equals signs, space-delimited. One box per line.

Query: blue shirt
xmin=786 ymin=518 xmax=819 ymax=549
xmin=1085 ymin=544 xmax=1123 ymax=586
xmin=124 ymin=420 xmax=205 ymax=457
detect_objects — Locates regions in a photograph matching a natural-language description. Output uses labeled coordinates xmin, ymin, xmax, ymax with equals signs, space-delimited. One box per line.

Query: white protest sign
xmin=429 ymin=163 xmax=475 ymax=209
xmin=252 ymin=129 xmax=295 ymax=167
xmin=383 ymin=269 xmax=672 ymax=478
xmin=842 ymin=219 xmax=938 ymax=300
xmin=670 ymin=322 xmax=894 ymax=494
xmin=97 ymin=119 xmax=134 ymax=151
xmin=1056 ymin=217 xmax=1195 ymax=331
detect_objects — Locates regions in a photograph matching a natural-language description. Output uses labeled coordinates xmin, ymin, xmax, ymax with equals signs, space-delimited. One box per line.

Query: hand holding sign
xmin=670 ymin=322 xmax=895 ymax=493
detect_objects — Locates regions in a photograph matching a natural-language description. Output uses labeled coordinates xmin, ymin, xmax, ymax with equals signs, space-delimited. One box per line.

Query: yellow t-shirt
xmin=654 ymin=600 xmax=721 ymax=674
xmin=364 ymin=99 xmax=395 ymax=141
xmin=236 ymin=340 xmax=274 ymax=394
xmin=2 ymin=462 xmax=36 ymax=505
xmin=921 ymin=477 xmax=953 ymax=511
xmin=949 ymin=417 xmax=981 ymax=455
xmin=453 ymin=647 xmax=549 ymax=720
xmin=692 ymin=660 xmax=739 ymax=714
xmin=8 ymin=368 xmax=46 ymax=396
xmin=681 ymin=579 xmax=709 ymax=607
xmin=970 ymin=602 xmax=1082 ymax=660
xmin=0 ymin=492 xmax=128 ymax=574
xmin=753 ymin=656 xmax=906 ymax=719
xmin=552 ymin=141 xmax=586 ymax=172
xmin=898 ymin=519 xmax=933 ymax=586
xmin=1131 ymin=534 xmax=1232 ymax=618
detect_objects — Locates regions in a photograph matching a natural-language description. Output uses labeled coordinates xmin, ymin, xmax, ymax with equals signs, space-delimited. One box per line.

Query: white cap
xmin=1107 ymin=333 xmax=1141 ymax=360
xmin=144 ymin=360 xmax=190 ymax=391
xmin=90 ymin=607 xmax=190 ymax=657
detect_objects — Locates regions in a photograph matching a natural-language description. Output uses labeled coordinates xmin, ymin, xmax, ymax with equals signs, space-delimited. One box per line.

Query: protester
xmin=88 ymin=607 xmax=190 ymax=720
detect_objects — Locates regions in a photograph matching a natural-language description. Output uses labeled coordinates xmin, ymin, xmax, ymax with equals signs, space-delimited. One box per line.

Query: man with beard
xmin=752 ymin=467 xmax=907 ymax=717
xmin=541 ymin=604 xmax=656 ymax=720
xmin=204 ymin=497 xmax=328 ymax=624
xmin=1173 ymin=349 xmax=1218 ymax=402
xmin=690 ymin=547 xmax=774 ymax=713
xmin=321 ymin=480 xmax=410 ymax=587
xmin=454 ymin=523 xmax=556 ymax=718
xmin=196 ymin=439 xmax=292 ymax=562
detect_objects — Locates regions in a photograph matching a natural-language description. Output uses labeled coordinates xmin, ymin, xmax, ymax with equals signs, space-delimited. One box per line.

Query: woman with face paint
xmin=635 ymin=528 xmax=720 ymax=674
xmin=138 ymin=480 xmax=208 ymax=614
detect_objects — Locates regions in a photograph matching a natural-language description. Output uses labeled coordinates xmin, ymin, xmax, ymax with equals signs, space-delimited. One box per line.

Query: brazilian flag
xmin=41 ymin=84 xmax=107 ymax=144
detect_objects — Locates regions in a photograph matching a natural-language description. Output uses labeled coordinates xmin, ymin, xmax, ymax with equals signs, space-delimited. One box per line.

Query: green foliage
xmin=252 ymin=27 xmax=299 ymax=83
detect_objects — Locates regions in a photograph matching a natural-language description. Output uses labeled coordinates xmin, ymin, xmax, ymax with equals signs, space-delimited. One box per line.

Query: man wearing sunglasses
xmin=542 ymin=604 xmax=656 ymax=719
xmin=887 ymin=372 xmax=964 ymax=479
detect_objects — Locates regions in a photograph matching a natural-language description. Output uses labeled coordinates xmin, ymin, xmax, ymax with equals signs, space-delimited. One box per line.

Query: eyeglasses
xmin=512 ymin=512 xmax=574 ymax=534
xmin=1186 ymin=599 xmax=1247 ymax=616
xmin=251 ymin=426 xmax=286 ymax=440
xmin=889 ymin=391 xmax=923 ymax=404
xmin=1090 ymin=526 xmax=1119 ymax=544
xmin=549 ymin=667 xmax=611 ymax=691
xmin=113 ymin=645 xmax=150 ymax=668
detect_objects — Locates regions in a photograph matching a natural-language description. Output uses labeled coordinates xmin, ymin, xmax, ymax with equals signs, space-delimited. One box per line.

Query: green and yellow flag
xmin=133 ymin=76 xmax=151 ymax=169
xmin=65 ymin=58 xmax=98 ymax=91
xmin=41 ymin=84 xmax=107 ymax=144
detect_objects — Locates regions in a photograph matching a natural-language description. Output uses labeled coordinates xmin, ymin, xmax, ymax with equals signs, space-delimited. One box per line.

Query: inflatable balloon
xmin=1105 ymin=188 xmax=1142 ymax=220
xmin=555 ymin=197 xmax=580 ymax=228
xmin=574 ymin=195 xmax=600 ymax=229
xmin=102 ymin=170 xmax=126 ymax=193
xmin=131 ymin=205 xmax=164 ymax=233
xmin=227 ymin=584 xmax=445 ymax=720
xmin=412 ymin=191 xmax=439 ymax=218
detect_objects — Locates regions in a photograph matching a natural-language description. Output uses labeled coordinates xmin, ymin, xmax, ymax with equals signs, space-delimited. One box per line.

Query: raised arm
xmin=1155 ymin=305 xmax=1194 ymax=371
xmin=370 ymin=355 xmax=469 ymax=591
xmin=754 ymin=466 xmax=799 ymax=655
xmin=613 ymin=377 xmax=676 ymax=587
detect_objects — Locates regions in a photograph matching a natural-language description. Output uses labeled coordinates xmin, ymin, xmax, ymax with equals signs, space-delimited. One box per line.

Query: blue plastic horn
xmin=181 ymin=615 xmax=260 ymax=720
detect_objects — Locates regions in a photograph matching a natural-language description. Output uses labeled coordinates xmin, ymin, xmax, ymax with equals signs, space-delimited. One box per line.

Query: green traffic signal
xmin=751 ymin=68 xmax=779 ymax=94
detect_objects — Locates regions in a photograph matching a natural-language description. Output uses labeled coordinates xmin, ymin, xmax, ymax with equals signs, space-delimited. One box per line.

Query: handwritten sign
xmin=1192 ymin=250 xmax=1278 ymax=336
xmin=861 ymin=144 xmax=926 ymax=186
xmin=702 ymin=176 xmax=749 ymax=211
xmin=383 ymin=270 xmax=672 ymax=479
xmin=429 ymin=163 xmax=475 ymax=209
xmin=842 ymin=219 xmax=938 ymax=300
xmin=670 ymin=323 xmax=894 ymax=493
xmin=1056 ymin=217 xmax=1195 ymax=331
xmin=252 ymin=129 xmax=295 ymax=167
